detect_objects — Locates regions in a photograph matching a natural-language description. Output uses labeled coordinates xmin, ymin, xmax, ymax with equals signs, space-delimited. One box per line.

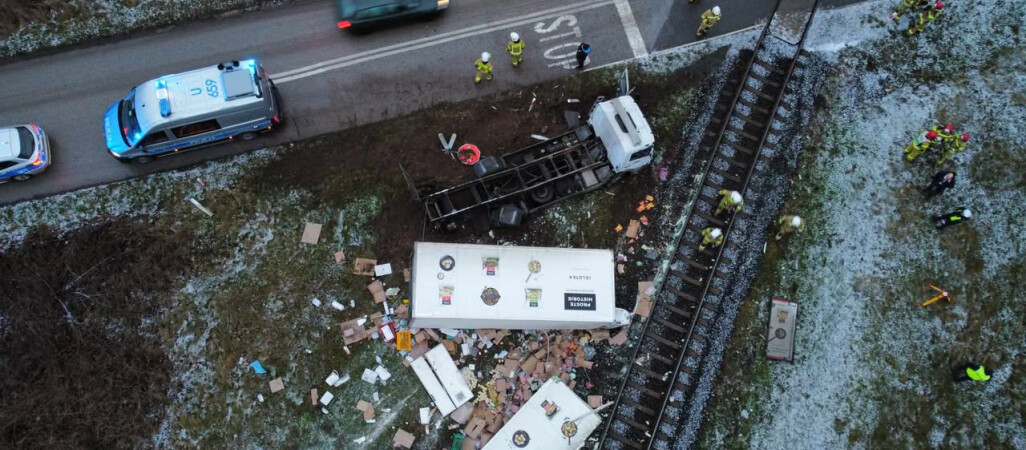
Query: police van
xmin=104 ymin=59 xmax=281 ymax=163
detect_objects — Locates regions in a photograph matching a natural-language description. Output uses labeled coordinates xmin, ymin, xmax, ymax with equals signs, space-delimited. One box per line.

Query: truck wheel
xmin=530 ymin=185 xmax=555 ymax=203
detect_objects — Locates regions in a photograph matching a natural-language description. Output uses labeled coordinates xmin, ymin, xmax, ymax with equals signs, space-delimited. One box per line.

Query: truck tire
xmin=530 ymin=185 xmax=555 ymax=203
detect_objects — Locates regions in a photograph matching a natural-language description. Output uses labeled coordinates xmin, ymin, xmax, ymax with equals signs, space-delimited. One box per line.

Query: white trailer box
xmin=483 ymin=378 xmax=600 ymax=450
xmin=410 ymin=345 xmax=473 ymax=416
xmin=411 ymin=242 xmax=628 ymax=330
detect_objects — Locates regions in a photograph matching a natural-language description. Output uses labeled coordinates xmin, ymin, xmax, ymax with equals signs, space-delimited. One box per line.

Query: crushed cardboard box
xmin=367 ymin=280 xmax=387 ymax=304
xmin=392 ymin=429 xmax=415 ymax=448
xmin=353 ymin=258 xmax=377 ymax=276
xmin=301 ymin=223 xmax=322 ymax=244
xmin=268 ymin=377 xmax=284 ymax=393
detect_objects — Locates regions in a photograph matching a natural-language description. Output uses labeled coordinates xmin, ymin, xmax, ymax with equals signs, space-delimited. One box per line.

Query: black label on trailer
xmin=564 ymin=293 xmax=596 ymax=311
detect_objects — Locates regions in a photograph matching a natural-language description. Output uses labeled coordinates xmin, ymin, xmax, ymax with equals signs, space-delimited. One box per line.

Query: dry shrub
xmin=0 ymin=0 xmax=87 ymax=35
xmin=0 ymin=219 xmax=197 ymax=449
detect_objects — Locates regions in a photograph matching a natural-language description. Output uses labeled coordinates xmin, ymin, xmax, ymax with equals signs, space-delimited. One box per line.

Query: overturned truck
xmin=412 ymin=95 xmax=655 ymax=229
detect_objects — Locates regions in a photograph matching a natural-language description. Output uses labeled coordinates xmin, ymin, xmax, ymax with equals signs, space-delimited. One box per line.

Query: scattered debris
xmin=334 ymin=251 xmax=346 ymax=264
xmin=312 ymin=298 xmax=322 ymax=307
xmin=248 ymin=360 xmax=267 ymax=374
xmin=353 ymin=258 xmax=377 ymax=276
xmin=310 ymin=389 xmax=318 ymax=406
xmin=530 ymin=134 xmax=550 ymax=141
xmin=367 ymin=280 xmax=387 ymax=304
xmin=356 ymin=400 xmax=376 ymax=422
xmin=362 ymin=368 xmax=379 ymax=385
xmin=392 ymin=429 xmax=416 ymax=448
xmin=187 ymin=197 xmax=213 ymax=216
xmin=609 ymin=330 xmax=629 ymax=345
xmin=268 ymin=377 xmax=285 ymax=393
xmin=301 ymin=222 xmax=322 ymax=244
xmin=374 ymin=263 xmax=393 ymax=277
xmin=257 ymin=394 xmax=264 ymax=403
xmin=331 ymin=300 xmax=345 ymax=311
xmin=319 ymin=391 xmax=334 ymax=406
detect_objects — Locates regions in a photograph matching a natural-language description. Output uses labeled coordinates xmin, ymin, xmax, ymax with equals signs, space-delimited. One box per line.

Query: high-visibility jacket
xmin=930 ymin=126 xmax=953 ymax=142
xmin=701 ymin=228 xmax=724 ymax=246
xmin=701 ymin=9 xmax=722 ymax=26
xmin=779 ymin=215 xmax=805 ymax=233
xmin=717 ymin=189 xmax=743 ymax=212
xmin=507 ymin=40 xmax=525 ymax=56
xmin=967 ymin=365 xmax=991 ymax=381
xmin=475 ymin=59 xmax=493 ymax=73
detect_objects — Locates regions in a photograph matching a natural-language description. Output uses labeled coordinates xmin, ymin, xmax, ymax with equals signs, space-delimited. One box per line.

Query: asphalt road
xmin=0 ymin=0 xmax=857 ymax=206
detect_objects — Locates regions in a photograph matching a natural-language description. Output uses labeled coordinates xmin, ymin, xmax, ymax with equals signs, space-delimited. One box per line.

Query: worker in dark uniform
xmin=934 ymin=207 xmax=971 ymax=229
xmin=924 ymin=171 xmax=956 ymax=197
xmin=953 ymin=362 xmax=992 ymax=383
xmin=576 ymin=43 xmax=591 ymax=69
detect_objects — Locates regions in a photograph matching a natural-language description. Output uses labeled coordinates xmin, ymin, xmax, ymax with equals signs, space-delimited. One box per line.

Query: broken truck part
xmin=409 ymin=242 xmax=631 ymax=330
xmin=411 ymin=95 xmax=654 ymax=229
xmin=482 ymin=378 xmax=601 ymax=450
xmin=410 ymin=345 xmax=474 ymax=417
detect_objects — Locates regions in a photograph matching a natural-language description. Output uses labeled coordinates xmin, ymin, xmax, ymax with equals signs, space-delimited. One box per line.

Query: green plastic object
xmin=451 ymin=432 xmax=465 ymax=450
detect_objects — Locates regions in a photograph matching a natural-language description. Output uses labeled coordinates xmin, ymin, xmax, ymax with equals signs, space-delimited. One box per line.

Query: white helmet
xmin=481 ymin=52 xmax=491 ymax=63
xmin=712 ymin=6 xmax=721 ymax=15
xmin=730 ymin=191 xmax=742 ymax=203
xmin=791 ymin=216 xmax=802 ymax=227
xmin=962 ymin=209 xmax=972 ymax=218
xmin=710 ymin=228 xmax=722 ymax=238
xmin=510 ymin=32 xmax=520 ymax=42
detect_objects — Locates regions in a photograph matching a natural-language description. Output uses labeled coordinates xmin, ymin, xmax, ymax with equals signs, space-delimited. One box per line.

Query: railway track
xmin=598 ymin=2 xmax=821 ymax=448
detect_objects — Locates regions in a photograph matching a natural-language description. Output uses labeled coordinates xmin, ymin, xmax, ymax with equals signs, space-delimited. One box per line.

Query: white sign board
xmin=410 ymin=242 xmax=617 ymax=330
xmin=483 ymin=378 xmax=600 ymax=450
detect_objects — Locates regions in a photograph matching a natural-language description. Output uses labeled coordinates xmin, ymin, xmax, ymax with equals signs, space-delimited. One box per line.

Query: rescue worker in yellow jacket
xmin=506 ymin=32 xmax=525 ymax=67
xmin=475 ymin=52 xmax=493 ymax=84
xmin=904 ymin=129 xmax=939 ymax=161
xmin=908 ymin=0 xmax=943 ymax=35
xmin=697 ymin=6 xmax=722 ymax=38
xmin=890 ymin=0 xmax=925 ymax=21
xmin=953 ymin=362 xmax=992 ymax=383
xmin=715 ymin=190 xmax=743 ymax=216
xmin=699 ymin=227 xmax=724 ymax=252
xmin=776 ymin=215 xmax=805 ymax=240
xmin=937 ymin=132 xmax=969 ymax=165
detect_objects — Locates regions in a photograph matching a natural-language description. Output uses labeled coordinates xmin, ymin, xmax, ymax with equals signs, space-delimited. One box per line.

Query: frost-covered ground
xmin=0 ymin=0 xmax=298 ymax=58
xmin=701 ymin=0 xmax=1026 ymax=448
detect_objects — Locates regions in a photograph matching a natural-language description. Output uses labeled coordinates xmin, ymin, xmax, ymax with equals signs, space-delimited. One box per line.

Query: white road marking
xmin=614 ymin=0 xmax=648 ymax=59
xmin=274 ymin=0 xmax=615 ymax=83
xmin=538 ymin=28 xmax=583 ymax=43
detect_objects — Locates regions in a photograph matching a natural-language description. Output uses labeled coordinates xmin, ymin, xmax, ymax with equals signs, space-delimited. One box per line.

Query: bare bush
xmin=0 ymin=219 xmax=197 ymax=449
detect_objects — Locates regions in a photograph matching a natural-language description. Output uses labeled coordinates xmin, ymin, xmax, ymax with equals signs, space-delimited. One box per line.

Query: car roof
xmin=135 ymin=61 xmax=263 ymax=133
xmin=0 ymin=126 xmax=21 ymax=161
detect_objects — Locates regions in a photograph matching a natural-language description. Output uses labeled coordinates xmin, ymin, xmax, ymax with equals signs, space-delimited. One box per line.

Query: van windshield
xmin=119 ymin=89 xmax=143 ymax=146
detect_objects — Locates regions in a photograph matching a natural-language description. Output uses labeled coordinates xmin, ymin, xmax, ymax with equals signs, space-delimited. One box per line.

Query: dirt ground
xmin=0 ymin=220 xmax=206 ymax=449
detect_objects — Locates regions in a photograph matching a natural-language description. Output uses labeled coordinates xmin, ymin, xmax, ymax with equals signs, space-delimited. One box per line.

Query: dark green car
xmin=335 ymin=0 xmax=449 ymax=30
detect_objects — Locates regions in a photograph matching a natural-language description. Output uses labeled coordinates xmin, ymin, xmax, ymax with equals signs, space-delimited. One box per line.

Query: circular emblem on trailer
xmin=775 ymin=328 xmax=787 ymax=339
xmin=481 ymin=287 xmax=501 ymax=306
xmin=437 ymin=273 xmax=445 ymax=280
xmin=561 ymin=420 xmax=579 ymax=438
xmin=439 ymin=255 xmax=455 ymax=271
xmin=512 ymin=430 xmax=530 ymax=447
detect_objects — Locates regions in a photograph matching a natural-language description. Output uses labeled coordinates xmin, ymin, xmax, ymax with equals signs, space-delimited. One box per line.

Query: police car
xmin=104 ymin=59 xmax=282 ymax=163
xmin=0 ymin=123 xmax=51 ymax=183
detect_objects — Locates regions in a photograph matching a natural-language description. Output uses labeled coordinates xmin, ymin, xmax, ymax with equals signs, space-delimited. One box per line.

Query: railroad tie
xmin=604 ymin=431 xmax=644 ymax=449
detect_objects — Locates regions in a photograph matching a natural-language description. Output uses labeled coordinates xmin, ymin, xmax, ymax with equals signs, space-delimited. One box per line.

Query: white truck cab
xmin=589 ymin=96 xmax=655 ymax=173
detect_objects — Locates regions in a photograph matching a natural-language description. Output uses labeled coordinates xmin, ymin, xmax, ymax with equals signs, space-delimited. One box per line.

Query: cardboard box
xmin=353 ymin=258 xmax=377 ymax=276
xmin=301 ymin=223 xmax=322 ymax=245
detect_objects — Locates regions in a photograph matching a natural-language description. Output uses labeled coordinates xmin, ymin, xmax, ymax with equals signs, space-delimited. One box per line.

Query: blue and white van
xmin=104 ymin=59 xmax=282 ymax=163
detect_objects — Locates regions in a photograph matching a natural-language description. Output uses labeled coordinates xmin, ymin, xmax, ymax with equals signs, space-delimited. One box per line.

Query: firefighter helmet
xmin=510 ymin=32 xmax=520 ymax=42
xmin=712 ymin=6 xmax=721 ymax=15
xmin=962 ymin=209 xmax=972 ymax=218
xmin=961 ymin=132 xmax=970 ymax=141
xmin=926 ymin=130 xmax=938 ymax=140
xmin=730 ymin=191 xmax=742 ymax=203
xmin=709 ymin=228 xmax=722 ymax=238
xmin=481 ymin=52 xmax=491 ymax=63
xmin=791 ymin=216 xmax=802 ymax=227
